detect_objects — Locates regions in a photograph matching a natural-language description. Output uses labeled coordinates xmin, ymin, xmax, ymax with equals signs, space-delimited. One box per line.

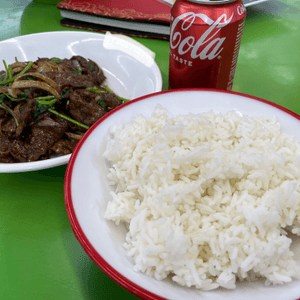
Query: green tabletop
xmin=1 ymin=0 xmax=300 ymax=299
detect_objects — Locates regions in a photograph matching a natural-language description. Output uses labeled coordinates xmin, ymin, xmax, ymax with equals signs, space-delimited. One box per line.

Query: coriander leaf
xmin=0 ymin=93 xmax=7 ymax=102
xmin=61 ymin=88 xmax=70 ymax=99
xmin=34 ymin=101 xmax=49 ymax=120
xmin=70 ymin=69 xmax=82 ymax=75
xmin=50 ymin=57 xmax=63 ymax=64
xmin=98 ymin=98 xmax=106 ymax=109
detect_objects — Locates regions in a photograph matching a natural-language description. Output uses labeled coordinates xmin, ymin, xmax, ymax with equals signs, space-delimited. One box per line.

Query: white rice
xmin=103 ymin=105 xmax=300 ymax=290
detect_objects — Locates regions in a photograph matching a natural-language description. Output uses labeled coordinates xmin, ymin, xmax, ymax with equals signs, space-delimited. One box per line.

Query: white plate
xmin=0 ymin=31 xmax=162 ymax=173
xmin=65 ymin=89 xmax=300 ymax=300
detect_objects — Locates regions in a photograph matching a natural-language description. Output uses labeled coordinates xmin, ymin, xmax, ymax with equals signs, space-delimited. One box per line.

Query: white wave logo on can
xmin=170 ymin=12 xmax=234 ymax=60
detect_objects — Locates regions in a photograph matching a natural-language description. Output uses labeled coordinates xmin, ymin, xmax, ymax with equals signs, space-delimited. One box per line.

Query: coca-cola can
xmin=169 ymin=0 xmax=246 ymax=90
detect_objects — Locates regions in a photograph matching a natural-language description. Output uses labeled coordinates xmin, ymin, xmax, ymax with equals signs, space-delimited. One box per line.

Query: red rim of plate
xmin=64 ymin=88 xmax=300 ymax=300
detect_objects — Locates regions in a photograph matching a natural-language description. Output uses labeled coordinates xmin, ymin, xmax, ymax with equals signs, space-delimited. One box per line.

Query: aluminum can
xmin=169 ymin=0 xmax=246 ymax=90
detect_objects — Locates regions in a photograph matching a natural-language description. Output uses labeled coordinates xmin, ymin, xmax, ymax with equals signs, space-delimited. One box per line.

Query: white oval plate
xmin=65 ymin=89 xmax=300 ymax=300
xmin=0 ymin=31 xmax=162 ymax=173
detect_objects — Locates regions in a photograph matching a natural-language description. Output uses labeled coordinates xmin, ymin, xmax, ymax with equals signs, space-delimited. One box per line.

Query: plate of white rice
xmin=64 ymin=89 xmax=300 ymax=300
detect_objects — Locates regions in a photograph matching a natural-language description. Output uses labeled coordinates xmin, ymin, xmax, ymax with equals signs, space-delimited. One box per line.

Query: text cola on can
xmin=169 ymin=0 xmax=246 ymax=90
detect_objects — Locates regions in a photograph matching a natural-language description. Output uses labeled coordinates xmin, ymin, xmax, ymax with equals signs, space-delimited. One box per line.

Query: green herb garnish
xmin=48 ymin=108 xmax=89 ymax=130
xmin=33 ymin=101 xmax=50 ymax=120
xmin=50 ymin=57 xmax=63 ymax=64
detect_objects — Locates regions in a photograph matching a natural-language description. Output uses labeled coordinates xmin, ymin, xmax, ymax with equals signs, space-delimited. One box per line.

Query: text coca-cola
xmin=169 ymin=0 xmax=246 ymax=90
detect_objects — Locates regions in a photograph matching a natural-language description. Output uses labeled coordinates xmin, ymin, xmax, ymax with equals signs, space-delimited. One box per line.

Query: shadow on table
xmin=10 ymin=164 xmax=138 ymax=299
xmin=62 ymin=231 xmax=138 ymax=300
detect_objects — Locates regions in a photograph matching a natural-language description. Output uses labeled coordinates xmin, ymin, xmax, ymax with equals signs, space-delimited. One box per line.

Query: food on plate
xmin=104 ymin=105 xmax=300 ymax=290
xmin=0 ymin=56 xmax=128 ymax=163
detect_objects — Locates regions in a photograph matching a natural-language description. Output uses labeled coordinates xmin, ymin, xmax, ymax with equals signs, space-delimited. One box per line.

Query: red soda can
xmin=169 ymin=0 xmax=246 ymax=90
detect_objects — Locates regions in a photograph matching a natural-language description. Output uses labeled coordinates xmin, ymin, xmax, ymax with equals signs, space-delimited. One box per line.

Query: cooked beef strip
xmin=42 ymin=72 xmax=96 ymax=92
xmin=0 ymin=110 xmax=7 ymax=118
xmin=10 ymin=116 xmax=69 ymax=162
xmin=51 ymin=139 xmax=78 ymax=155
xmin=69 ymin=90 xmax=106 ymax=126
xmin=15 ymin=99 xmax=36 ymax=138
xmin=71 ymin=55 xmax=106 ymax=85
xmin=102 ymin=92 xmax=120 ymax=111
xmin=0 ymin=132 xmax=11 ymax=158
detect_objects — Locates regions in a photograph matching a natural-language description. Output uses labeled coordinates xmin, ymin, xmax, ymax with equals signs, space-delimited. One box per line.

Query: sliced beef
xmin=69 ymin=90 xmax=105 ymax=126
xmin=1 ymin=118 xmax=17 ymax=134
xmin=0 ymin=132 xmax=11 ymax=158
xmin=59 ymin=59 xmax=79 ymax=72
xmin=15 ymin=99 xmax=36 ymax=138
xmin=70 ymin=55 xmax=106 ymax=85
xmin=1 ymin=99 xmax=36 ymax=139
xmin=102 ymin=92 xmax=120 ymax=111
xmin=41 ymin=72 xmax=95 ymax=92
xmin=52 ymin=138 xmax=78 ymax=155
xmin=0 ymin=110 xmax=7 ymax=118
xmin=35 ymin=57 xmax=50 ymax=64
xmin=9 ymin=115 xmax=69 ymax=162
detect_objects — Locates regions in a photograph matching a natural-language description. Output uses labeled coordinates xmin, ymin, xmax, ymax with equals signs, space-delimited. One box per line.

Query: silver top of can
xmin=187 ymin=0 xmax=238 ymax=4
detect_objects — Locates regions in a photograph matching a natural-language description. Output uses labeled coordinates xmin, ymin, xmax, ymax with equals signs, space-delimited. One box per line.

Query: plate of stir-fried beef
xmin=0 ymin=31 xmax=162 ymax=172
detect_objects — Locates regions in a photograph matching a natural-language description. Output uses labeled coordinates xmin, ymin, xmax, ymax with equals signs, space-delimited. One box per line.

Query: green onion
xmin=0 ymin=61 xmax=34 ymax=85
xmin=48 ymin=108 xmax=89 ymax=130
xmin=0 ymin=103 xmax=19 ymax=126
xmin=75 ymin=131 xmax=85 ymax=136
xmin=35 ymin=95 xmax=56 ymax=101
xmin=86 ymin=86 xmax=130 ymax=104
xmin=102 ymin=85 xmax=113 ymax=93
xmin=15 ymin=61 xmax=34 ymax=78
xmin=101 ymin=85 xmax=130 ymax=103
xmin=118 ymin=95 xmax=130 ymax=103
xmin=38 ymin=99 xmax=57 ymax=106
xmin=20 ymin=104 xmax=27 ymax=111
xmin=8 ymin=65 xmax=13 ymax=80
xmin=2 ymin=60 xmax=8 ymax=81
xmin=85 ymin=87 xmax=106 ymax=93
xmin=3 ymin=93 xmax=25 ymax=102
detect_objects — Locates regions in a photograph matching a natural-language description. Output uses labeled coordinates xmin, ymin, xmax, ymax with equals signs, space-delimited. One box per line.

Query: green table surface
xmin=1 ymin=0 xmax=300 ymax=299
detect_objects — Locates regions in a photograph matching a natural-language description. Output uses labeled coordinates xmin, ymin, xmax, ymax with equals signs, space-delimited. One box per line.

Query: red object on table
xmin=57 ymin=0 xmax=173 ymax=39
xmin=169 ymin=0 xmax=246 ymax=90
